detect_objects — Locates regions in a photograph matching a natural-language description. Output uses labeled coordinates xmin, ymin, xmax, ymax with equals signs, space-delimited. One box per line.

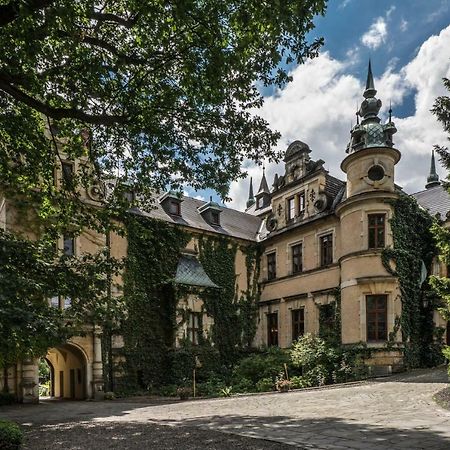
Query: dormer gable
xmin=197 ymin=198 xmax=222 ymax=226
xmin=159 ymin=191 xmax=184 ymax=216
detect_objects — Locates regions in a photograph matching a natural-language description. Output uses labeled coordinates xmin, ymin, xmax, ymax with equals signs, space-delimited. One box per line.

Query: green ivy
xmin=318 ymin=288 xmax=341 ymax=346
xmin=382 ymin=195 xmax=443 ymax=368
xmin=121 ymin=216 xmax=190 ymax=389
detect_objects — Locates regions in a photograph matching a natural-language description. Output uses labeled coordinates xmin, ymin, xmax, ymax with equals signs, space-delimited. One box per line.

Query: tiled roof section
xmin=325 ymin=174 xmax=345 ymax=199
xmin=133 ymin=196 xmax=261 ymax=241
xmin=412 ymin=184 xmax=450 ymax=219
xmin=174 ymin=255 xmax=218 ymax=288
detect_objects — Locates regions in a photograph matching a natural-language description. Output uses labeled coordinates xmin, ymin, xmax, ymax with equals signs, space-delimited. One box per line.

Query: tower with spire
xmin=341 ymin=61 xmax=401 ymax=199
xmin=426 ymin=150 xmax=440 ymax=189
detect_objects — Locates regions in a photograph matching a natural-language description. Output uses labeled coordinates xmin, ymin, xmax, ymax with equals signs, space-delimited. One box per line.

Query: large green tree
xmin=430 ymin=77 xmax=450 ymax=367
xmin=0 ymin=0 xmax=326 ymax=228
xmin=0 ymin=0 xmax=327 ymax=383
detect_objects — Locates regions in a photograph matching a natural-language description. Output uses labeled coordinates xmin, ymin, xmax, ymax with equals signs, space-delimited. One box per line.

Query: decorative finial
xmin=209 ymin=195 xmax=213 ymax=202
xmin=364 ymin=59 xmax=377 ymax=99
xmin=356 ymin=107 xmax=360 ymax=125
xmin=388 ymin=100 xmax=392 ymax=123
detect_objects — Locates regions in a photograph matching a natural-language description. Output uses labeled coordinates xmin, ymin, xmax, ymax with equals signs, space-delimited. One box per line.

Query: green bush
xmin=158 ymin=384 xmax=178 ymax=397
xmin=0 ymin=421 xmax=23 ymax=450
xmin=0 ymin=393 xmax=15 ymax=406
xmin=291 ymin=334 xmax=369 ymax=386
xmin=255 ymin=377 xmax=274 ymax=392
xmin=168 ymin=341 xmax=223 ymax=386
xmin=232 ymin=347 xmax=293 ymax=385
xmin=196 ymin=377 xmax=227 ymax=397
xmin=289 ymin=375 xmax=312 ymax=389
xmin=232 ymin=377 xmax=254 ymax=393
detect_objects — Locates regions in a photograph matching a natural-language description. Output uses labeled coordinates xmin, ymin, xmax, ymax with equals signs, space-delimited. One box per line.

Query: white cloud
xmin=339 ymin=0 xmax=352 ymax=9
xmin=361 ymin=17 xmax=388 ymax=49
xmin=227 ymin=25 xmax=450 ymax=211
xmin=400 ymin=18 xmax=408 ymax=32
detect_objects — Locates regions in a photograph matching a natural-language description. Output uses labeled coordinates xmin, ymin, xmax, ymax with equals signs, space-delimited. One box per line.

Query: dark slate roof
xmin=174 ymin=255 xmax=218 ymax=288
xmin=133 ymin=196 xmax=261 ymax=241
xmin=412 ymin=184 xmax=450 ymax=219
xmin=325 ymin=174 xmax=345 ymax=200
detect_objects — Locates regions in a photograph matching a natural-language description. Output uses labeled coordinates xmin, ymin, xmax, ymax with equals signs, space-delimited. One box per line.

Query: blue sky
xmin=186 ymin=0 xmax=450 ymax=209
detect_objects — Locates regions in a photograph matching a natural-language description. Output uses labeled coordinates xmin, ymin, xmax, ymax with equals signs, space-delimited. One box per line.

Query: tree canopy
xmin=430 ymin=77 xmax=450 ymax=368
xmin=0 ymin=0 xmax=327 ymax=229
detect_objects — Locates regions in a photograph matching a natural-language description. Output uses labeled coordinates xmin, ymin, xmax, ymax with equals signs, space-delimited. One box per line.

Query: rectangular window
xmin=169 ymin=200 xmax=181 ymax=216
xmin=292 ymin=243 xmax=302 ymax=274
xmin=187 ymin=312 xmax=202 ymax=345
xmin=211 ymin=211 xmax=220 ymax=225
xmin=291 ymin=308 xmax=305 ymax=341
xmin=61 ymin=161 xmax=74 ymax=183
xmin=267 ymin=252 xmax=276 ymax=280
xmin=366 ymin=295 xmax=387 ymax=341
xmin=368 ymin=214 xmax=385 ymax=249
xmin=50 ymin=295 xmax=60 ymax=308
xmin=63 ymin=235 xmax=75 ymax=256
xmin=267 ymin=312 xmax=278 ymax=346
xmin=320 ymin=234 xmax=333 ymax=266
xmin=287 ymin=197 xmax=295 ymax=220
xmin=298 ymin=192 xmax=306 ymax=213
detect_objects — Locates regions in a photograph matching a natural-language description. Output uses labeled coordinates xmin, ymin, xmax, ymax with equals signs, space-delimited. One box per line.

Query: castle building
xmin=2 ymin=63 xmax=449 ymax=402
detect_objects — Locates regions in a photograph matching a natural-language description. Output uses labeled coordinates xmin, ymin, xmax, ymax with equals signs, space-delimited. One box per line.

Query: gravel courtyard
xmin=1 ymin=367 xmax=449 ymax=449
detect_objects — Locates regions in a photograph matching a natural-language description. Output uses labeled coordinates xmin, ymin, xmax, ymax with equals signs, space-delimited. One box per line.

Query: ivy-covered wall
xmin=382 ymin=195 xmax=444 ymax=368
xmin=120 ymin=217 xmax=262 ymax=389
xmin=121 ymin=216 xmax=190 ymax=389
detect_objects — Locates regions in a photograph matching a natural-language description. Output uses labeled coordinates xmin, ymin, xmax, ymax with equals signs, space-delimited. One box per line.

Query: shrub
xmin=177 ymin=386 xmax=192 ymax=400
xmin=232 ymin=347 xmax=292 ymax=385
xmin=290 ymin=375 xmax=312 ymax=389
xmin=158 ymin=384 xmax=178 ymax=397
xmin=104 ymin=391 xmax=115 ymax=400
xmin=195 ymin=377 xmax=227 ymax=397
xmin=290 ymin=334 xmax=370 ymax=386
xmin=0 ymin=393 xmax=15 ymax=406
xmin=443 ymin=346 xmax=450 ymax=376
xmin=255 ymin=377 xmax=274 ymax=392
xmin=0 ymin=420 xmax=23 ymax=450
xmin=232 ymin=377 xmax=254 ymax=393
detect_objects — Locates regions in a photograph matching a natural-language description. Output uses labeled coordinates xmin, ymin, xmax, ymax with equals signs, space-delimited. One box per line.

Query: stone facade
xmin=2 ymin=64 xmax=449 ymax=402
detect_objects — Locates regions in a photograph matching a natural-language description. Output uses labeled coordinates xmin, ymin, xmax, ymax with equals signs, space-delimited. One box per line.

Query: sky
xmin=185 ymin=0 xmax=450 ymax=211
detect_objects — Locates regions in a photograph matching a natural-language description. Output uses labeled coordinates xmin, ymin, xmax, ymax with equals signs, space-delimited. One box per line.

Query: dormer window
xmin=169 ymin=200 xmax=181 ymax=216
xmin=159 ymin=191 xmax=183 ymax=216
xmin=197 ymin=198 xmax=222 ymax=226
xmin=211 ymin=211 xmax=220 ymax=225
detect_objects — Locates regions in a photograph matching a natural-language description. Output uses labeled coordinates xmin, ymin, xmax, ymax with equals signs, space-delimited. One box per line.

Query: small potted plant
xmin=275 ymin=378 xmax=293 ymax=393
xmin=177 ymin=386 xmax=192 ymax=400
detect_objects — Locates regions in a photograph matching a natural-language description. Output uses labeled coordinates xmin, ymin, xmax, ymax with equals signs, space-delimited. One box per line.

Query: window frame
xmin=169 ymin=200 xmax=181 ymax=216
xmin=267 ymin=252 xmax=277 ymax=280
xmin=187 ymin=311 xmax=202 ymax=345
xmin=61 ymin=161 xmax=74 ymax=184
xmin=368 ymin=213 xmax=386 ymax=249
xmin=366 ymin=294 xmax=388 ymax=342
xmin=267 ymin=312 xmax=279 ymax=346
xmin=291 ymin=243 xmax=303 ymax=274
xmin=291 ymin=308 xmax=305 ymax=341
xmin=287 ymin=197 xmax=296 ymax=220
xmin=298 ymin=192 xmax=306 ymax=214
xmin=319 ymin=233 xmax=333 ymax=267
xmin=63 ymin=235 xmax=75 ymax=256
xmin=210 ymin=210 xmax=220 ymax=226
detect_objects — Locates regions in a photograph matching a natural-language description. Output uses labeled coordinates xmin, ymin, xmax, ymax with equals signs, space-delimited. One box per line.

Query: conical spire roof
xmin=364 ymin=59 xmax=377 ymax=98
xmin=426 ymin=150 xmax=440 ymax=189
xmin=257 ymin=167 xmax=270 ymax=194
xmin=246 ymin=177 xmax=255 ymax=208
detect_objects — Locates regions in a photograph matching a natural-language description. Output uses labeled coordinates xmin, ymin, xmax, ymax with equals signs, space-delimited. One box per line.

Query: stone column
xmin=21 ymin=358 xmax=39 ymax=404
xmin=92 ymin=327 xmax=104 ymax=399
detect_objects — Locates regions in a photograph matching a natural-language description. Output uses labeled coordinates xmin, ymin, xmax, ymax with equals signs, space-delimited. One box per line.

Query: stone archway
xmin=45 ymin=343 xmax=88 ymax=400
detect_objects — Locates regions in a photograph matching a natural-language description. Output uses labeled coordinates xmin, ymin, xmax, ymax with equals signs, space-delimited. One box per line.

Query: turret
xmin=341 ymin=61 xmax=401 ymax=199
xmin=255 ymin=168 xmax=271 ymax=210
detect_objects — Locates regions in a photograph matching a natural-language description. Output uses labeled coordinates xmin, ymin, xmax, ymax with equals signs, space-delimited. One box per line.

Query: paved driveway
xmin=1 ymin=367 xmax=449 ymax=449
